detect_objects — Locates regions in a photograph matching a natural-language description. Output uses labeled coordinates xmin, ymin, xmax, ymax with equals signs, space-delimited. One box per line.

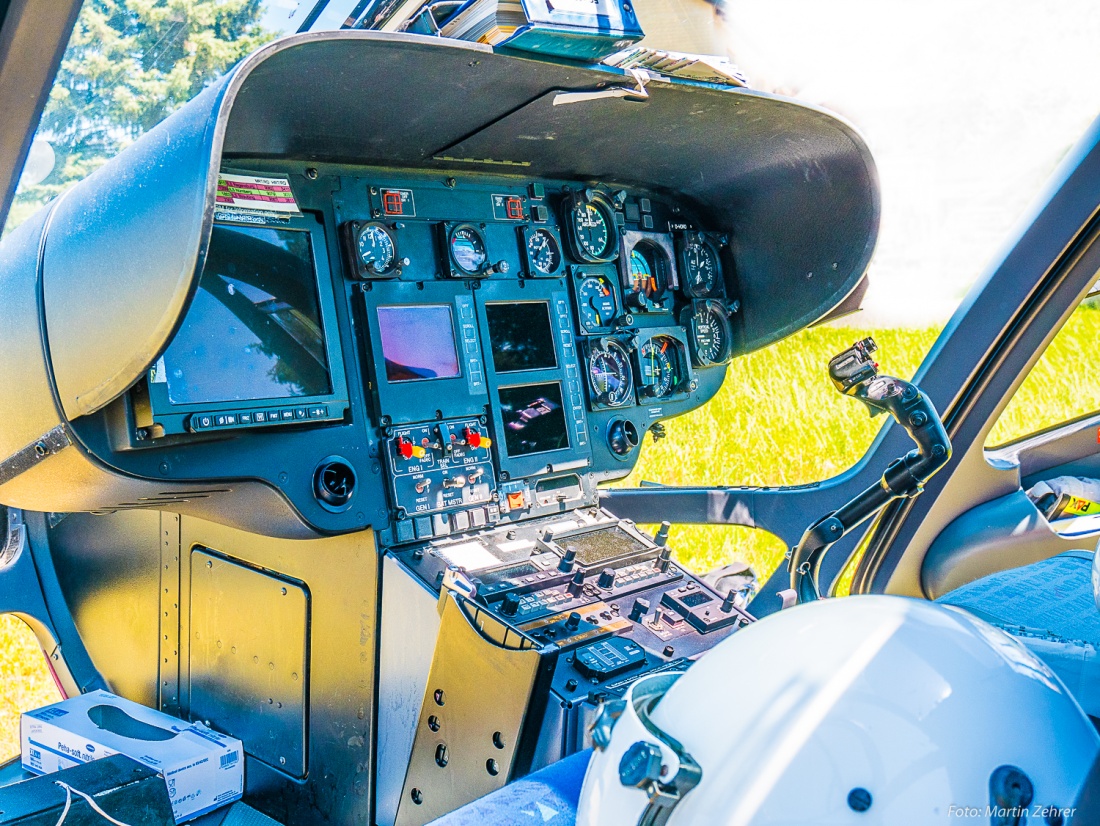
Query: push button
xmin=452 ymin=511 xmax=470 ymax=531
xmin=432 ymin=514 xmax=451 ymax=536
xmin=395 ymin=520 xmax=415 ymax=544
xmin=414 ymin=516 xmax=433 ymax=539
xmin=506 ymin=491 xmax=525 ymax=511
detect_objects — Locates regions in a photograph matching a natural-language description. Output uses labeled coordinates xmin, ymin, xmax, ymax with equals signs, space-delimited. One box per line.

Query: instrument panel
xmin=129 ymin=165 xmax=741 ymax=542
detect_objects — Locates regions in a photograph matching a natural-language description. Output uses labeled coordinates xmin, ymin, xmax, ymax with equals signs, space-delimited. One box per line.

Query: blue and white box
xmin=20 ymin=690 xmax=243 ymax=823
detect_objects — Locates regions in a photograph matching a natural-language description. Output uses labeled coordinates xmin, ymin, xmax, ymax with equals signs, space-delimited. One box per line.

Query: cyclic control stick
xmin=787 ymin=338 xmax=951 ymax=604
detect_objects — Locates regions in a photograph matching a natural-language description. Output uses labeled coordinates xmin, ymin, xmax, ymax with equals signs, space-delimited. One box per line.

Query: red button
xmin=507 ymin=492 xmax=525 ymax=510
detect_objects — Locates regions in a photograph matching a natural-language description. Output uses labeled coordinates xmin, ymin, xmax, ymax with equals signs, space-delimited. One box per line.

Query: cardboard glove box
xmin=20 ymin=690 xmax=243 ymax=823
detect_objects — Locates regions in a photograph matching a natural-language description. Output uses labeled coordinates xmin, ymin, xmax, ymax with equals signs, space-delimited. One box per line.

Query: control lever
xmin=787 ymin=338 xmax=951 ymax=604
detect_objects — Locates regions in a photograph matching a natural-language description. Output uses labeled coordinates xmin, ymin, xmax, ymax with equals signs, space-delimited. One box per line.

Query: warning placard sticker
xmin=215 ymin=172 xmax=302 ymax=215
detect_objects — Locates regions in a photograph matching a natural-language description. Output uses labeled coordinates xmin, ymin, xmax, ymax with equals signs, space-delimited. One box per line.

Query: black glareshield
xmin=789 ymin=338 xmax=951 ymax=602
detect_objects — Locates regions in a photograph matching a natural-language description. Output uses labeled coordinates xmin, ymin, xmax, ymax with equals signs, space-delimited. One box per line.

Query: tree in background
xmin=8 ymin=0 xmax=270 ymax=229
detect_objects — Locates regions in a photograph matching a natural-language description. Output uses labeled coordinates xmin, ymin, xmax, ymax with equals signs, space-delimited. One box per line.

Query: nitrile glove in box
xmin=20 ymin=690 xmax=242 ymax=822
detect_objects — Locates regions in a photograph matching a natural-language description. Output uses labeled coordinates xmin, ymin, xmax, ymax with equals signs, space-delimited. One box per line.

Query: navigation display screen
xmin=378 ymin=305 xmax=461 ymax=382
xmin=499 ymin=382 xmax=569 ymax=457
xmin=485 ymin=302 xmax=557 ymax=373
xmin=160 ymin=225 xmax=331 ymax=406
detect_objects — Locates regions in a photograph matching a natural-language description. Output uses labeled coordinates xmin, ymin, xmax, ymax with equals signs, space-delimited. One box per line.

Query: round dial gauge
xmin=682 ymin=235 xmax=721 ymax=297
xmin=577 ymin=274 xmax=618 ymax=332
xmin=625 ymin=242 xmax=670 ymax=309
xmin=526 ymin=228 xmax=562 ymax=275
xmin=587 ymin=339 xmax=634 ymax=408
xmin=638 ymin=335 xmax=682 ymax=399
xmin=687 ymin=302 xmax=734 ymax=367
xmin=355 ymin=222 xmax=397 ymax=277
xmin=449 ymin=224 xmax=489 ymax=275
xmin=564 ymin=191 xmax=618 ymax=263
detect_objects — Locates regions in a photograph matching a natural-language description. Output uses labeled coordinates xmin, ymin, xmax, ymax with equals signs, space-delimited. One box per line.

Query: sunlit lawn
xmin=1 ymin=311 xmax=1098 ymax=761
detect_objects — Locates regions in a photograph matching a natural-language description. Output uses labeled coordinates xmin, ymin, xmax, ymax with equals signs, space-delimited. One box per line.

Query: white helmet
xmin=578 ymin=596 xmax=1099 ymax=826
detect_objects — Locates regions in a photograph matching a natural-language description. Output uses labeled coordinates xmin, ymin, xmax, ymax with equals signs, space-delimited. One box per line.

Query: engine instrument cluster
xmin=332 ymin=173 xmax=738 ymax=544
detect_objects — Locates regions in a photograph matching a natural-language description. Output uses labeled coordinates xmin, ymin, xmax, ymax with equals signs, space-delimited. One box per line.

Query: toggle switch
xmin=629 ymin=598 xmax=650 ymax=623
xmin=415 ymin=479 xmax=432 ymax=494
xmin=442 ymin=475 xmax=467 ymax=489
xmin=464 ymin=427 xmax=492 ymax=450
xmin=396 ymin=437 xmax=426 ymax=460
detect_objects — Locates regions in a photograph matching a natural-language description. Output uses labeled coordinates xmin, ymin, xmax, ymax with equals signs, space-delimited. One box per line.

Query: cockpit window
xmin=4 ymin=0 xmax=302 ymax=234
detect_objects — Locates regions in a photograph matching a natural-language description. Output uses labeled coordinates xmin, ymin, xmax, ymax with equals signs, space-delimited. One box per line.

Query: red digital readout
xmin=383 ymin=191 xmax=404 ymax=215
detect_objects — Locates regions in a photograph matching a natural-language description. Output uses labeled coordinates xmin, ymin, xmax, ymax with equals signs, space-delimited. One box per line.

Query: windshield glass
xmin=4 ymin=0 xmax=314 ymax=232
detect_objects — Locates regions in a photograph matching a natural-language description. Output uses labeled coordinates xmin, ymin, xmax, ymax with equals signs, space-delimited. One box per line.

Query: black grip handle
xmin=788 ymin=339 xmax=951 ymax=603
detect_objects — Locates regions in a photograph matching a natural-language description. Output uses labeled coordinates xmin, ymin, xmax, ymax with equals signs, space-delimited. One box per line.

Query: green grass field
xmin=1 ymin=310 xmax=1098 ymax=761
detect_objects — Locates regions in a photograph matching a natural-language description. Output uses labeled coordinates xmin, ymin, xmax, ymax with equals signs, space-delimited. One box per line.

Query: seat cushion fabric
xmin=427 ymin=749 xmax=591 ymax=826
xmin=938 ymin=550 xmax=1100 ymax=716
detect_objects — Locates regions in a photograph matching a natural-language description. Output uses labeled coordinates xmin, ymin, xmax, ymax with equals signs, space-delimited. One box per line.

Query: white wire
xmin=53 ymin=780 xmax=135 ymax=826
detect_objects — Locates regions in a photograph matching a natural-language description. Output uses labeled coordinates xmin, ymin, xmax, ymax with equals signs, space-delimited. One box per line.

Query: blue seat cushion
xmin=938 ymin=550 xmax=1100 ymax=716
xmin=427 ymin=749 xmax=591 ymax=826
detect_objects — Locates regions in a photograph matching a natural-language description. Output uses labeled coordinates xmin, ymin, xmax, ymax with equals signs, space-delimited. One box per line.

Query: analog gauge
xmin=587 ymin=339 xmax=634 ymax=408
xmin=355 ymin=222 xmax=398 ymax=276
xmin=449 ymin=224 xmax=489 ymax=275
xmin=576 ymin=274 xmax=619 ymax=332
xmin=525 ymin=228 xmax=562 ymax=276
xmin=686 ymin=301 xmax=734 ymax=367
xmin=563 ymin=190 xmax=619 ymax=263
xmin=638 ymin=335 xmax=682 ymax=399
xmin=624 ymin=240 xmax=670 ymax=311
xmin=681 ymin=234 xmax=722 ymax=297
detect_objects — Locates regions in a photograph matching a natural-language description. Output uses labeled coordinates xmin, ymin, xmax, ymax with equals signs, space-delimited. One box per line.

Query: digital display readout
xmin=485 ymin=302 xmax=558 ymax=373
xmin=377 ymin=304 xmax=461 ymax=383
xmin=499 ymin=382 xmax=569 ymax=457
xmin=161 ymin=225 xmax=331 ymax=406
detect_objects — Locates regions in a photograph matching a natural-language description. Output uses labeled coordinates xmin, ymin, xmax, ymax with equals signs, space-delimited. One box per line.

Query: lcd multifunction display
xmin=377 ymin=304 xmax=461 ymax=382
xmin=485 ymin=302 xmax=558 ymax=373
xmin=160 ymin=225 xmax=331 ymax=406
xmin=499 ymin=382 xmax=569 ymax=457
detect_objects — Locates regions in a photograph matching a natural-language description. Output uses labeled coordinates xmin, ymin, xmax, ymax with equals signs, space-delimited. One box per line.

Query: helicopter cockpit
xmin=0 ymin=6 xmax=884 ymax=824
